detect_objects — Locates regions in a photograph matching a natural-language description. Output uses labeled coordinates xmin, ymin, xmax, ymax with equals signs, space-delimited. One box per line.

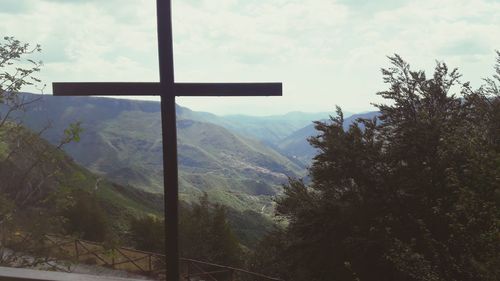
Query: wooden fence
xmin=181 ymin=258 xmax=283 ymax=281
xmin=44 ymin=234 xmax=163 ymax=275
xmin=4 ymin=232 xmax=283 ymax=281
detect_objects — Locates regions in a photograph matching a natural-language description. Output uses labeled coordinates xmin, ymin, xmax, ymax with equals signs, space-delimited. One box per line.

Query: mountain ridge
xmin=0 ymin=123 xmax=275 ymax=247
xmin=9 ymin=93 xmax=307 ymax=215
xmin=6 ymin=93 xmax=378 ymax=215
xmin=277 ymin=111 xmax=380 ymax=164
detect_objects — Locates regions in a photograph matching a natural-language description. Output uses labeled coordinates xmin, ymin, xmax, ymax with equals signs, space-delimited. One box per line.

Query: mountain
xmin=210 ymin=111 xmax=340 ymax=145
xmin=12 ymin=93 xmax=305 ymax=214
xmin=0 ymin=123 xmax=164 ymax=227
xmin=175 ymin=105 xmax=348 ymax=145
xmin=278 ymin=111 xmax=380 ymax=165
xmin=2 ymin=93 xmax=379 ymax=247
xmin=0 ymin=123 xmax=275 ymax=247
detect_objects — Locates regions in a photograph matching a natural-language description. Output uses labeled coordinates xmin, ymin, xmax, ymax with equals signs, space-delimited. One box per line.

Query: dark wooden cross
xmin=52 ymin=0 xmax=281 ymax=280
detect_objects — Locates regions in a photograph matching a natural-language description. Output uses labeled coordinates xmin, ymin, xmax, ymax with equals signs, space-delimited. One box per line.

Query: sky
xmin=1 ymin=0 xmax=499 ymax=116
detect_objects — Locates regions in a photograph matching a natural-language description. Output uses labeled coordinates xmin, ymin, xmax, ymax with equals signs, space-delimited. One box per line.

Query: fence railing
xmin=4 ymin=232 xmax=283 ymax=281
xmin=181 ymin=258 xmax=283 ymax=281
xmin=5 ymin=233 xmax=165 ymax=276
xmin=44 ymin=234 xmax=164 ymax=275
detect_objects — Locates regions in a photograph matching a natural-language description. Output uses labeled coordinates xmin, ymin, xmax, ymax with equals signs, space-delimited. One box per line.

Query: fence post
xmin=230 ymin=269 xmax=235 ymax=281
xmin=112 ymin=248 xmax=115 ymax=269
xmin=148 ymin=254 xmax=152 ymax=272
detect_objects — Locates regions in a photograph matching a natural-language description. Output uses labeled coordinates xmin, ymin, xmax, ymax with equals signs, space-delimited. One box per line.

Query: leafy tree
xmin=180 ymin=194 xmax=243 ymax=266
xmin=0 ymin=37 xmax=89 ymax=270
xmin=0 ymin=36 xmax=43 ymax=130
xmin=257 ymin=54 xmax=500 ymax=281
xmin=0 ymin=37 xmax=82 ymax=206
xmin=247 ymin=229 xmax=289 ymax=279
xmin=62 ymin=189 xmax=110 ymax=242
xmin=129 ymin=215 xmax=165 ymax=253
xmin=128 ymin=194 xmax=243 ymax=267
xmin=208 ymin=203 xmax=243 ymax=266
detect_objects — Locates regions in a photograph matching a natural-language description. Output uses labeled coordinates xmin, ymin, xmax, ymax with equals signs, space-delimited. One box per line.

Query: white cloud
xmin=0 ymin=0 xmax=499 ymax=115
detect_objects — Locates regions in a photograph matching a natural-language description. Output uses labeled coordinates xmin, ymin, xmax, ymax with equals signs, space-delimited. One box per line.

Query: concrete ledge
xmin=0 ymin=267 xmax=148 ymax=281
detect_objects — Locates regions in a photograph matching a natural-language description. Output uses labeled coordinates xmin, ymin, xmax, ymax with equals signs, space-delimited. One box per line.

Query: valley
xmin=14 ymin=94 xmax=359 ymax=215
xmin=1 ymin=93 xmax=375 ymax=240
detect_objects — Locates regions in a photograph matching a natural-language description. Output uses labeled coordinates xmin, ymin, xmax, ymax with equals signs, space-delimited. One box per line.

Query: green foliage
xmin=62 ymin=189 xmax=110 ymax=242
xmin=129 ymin=215 xmax=165 ymax=253
xmin=179 ymin=194 xmax=243 ymax=267
xmin=225 ymin=208 xmax=276 ymax=248
xmin=0 ymin=36 xmax=42 ymax=93
xmin=0 ymin=37 xmax=83 ymax=207
xmin=247 ymin=229 xmax=290 ymax=279
xmin=63 ymin=122 xmax=82 ymax=144
xmin=0 ymin=37 xmax=42 ymax=129
xmin=255 ymin=54 xmax=500 ymax=281
xmin=128 ymin=194 xmax=244 ymax=266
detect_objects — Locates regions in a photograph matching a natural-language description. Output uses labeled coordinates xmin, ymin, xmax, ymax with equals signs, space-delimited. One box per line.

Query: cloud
xmin=1 ymin=0 xmax=499 ymax=115
xmin=173 ymin=0 xmax=349 ymax=65
xmin=1 ymin=0 xmax=158 ymax=81
xmin=439 ymin=39 xmax=491 ymax=56
xmin=0 ymin=0 xmax=32 ymax=14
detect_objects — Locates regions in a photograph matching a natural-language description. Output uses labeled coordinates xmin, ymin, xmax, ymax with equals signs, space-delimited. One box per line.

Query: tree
xmin=179 ymin=194 xmax=243 ymax=267
xmin=207 ymin=203 xmax=243 ymax=266
xmin=129 ymin=215 xmax=165 ymax=253
xmin=247 ymin=229 xmax=290 ymax=279
xmin=62 ymin=189 xmax=110 ymax=242
xmin=0 ymin=36 xmax=43 ymax=130
xmin=128 ymin=194 xmax=243 ymax=267
xmin=0 ymin=37 xmax=83 ymax=267
xmin=259 ymin=54 xmax=500 ymax=281
xmin=0 ymin=37 xmax=82 ymax=206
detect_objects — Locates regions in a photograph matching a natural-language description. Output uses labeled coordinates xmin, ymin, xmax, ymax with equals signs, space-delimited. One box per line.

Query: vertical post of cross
xmin=156 ymin=0 xmax=179 ymax=280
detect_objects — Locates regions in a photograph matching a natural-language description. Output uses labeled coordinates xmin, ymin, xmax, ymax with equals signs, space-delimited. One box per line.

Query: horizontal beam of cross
xmin=53 ymin=82 xmax=282 ymax=96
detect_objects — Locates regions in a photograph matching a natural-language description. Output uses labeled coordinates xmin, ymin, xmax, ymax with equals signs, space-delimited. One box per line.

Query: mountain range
xmin=0 ymin=123 xmax=274 ymax=247
xmin=10 ymin=93 xmax=375 ymax=215
xmin=277 ymin=111 xmax=380 ymax=164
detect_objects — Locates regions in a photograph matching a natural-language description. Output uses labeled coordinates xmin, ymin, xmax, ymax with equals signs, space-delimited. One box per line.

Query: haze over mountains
xmin=278 ymin=111 xmax=380 ymax=164
xmin=13 ymin=93 xmax=374 ymax=214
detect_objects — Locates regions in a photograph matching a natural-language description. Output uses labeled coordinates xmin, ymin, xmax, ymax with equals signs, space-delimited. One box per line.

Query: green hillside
xmin=11 ymin=94 xmax=306 ymax=215
xmin=0 ymin=123 xmax=275 ymax=247
xmin=77 ymin=111 xmax=303 ymax=213
xmin=0 ymin=123 xmax=163 ymax=231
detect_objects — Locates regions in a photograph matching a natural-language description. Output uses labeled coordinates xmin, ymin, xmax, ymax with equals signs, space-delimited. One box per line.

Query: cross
xmin=52 ymin=1 xmax=282 ymax=280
